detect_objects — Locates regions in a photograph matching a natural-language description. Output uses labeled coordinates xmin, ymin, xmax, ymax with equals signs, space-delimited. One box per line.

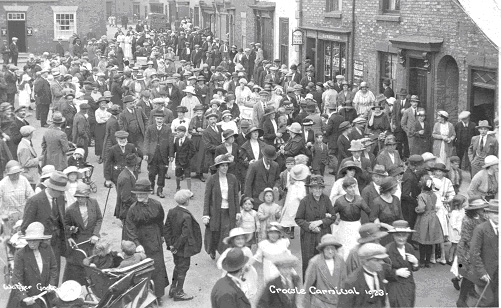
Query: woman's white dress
xmin=280 ymin=178 xmax=309 ymax=228
xmin=432 ymin=176 xmax=455 ymax=237
xmin=18 ymin=82 xmax=32 ymax=108
xmin=117 ymin=34 xmax=126 ymax=52
xmin=124 ymin=35 xmax=133 ymax=60
xmin=253 ymin=238 xmax=291 ymax=282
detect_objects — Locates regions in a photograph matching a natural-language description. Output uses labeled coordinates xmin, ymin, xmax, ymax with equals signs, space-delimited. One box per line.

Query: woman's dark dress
xmin=385 ymin=242 xmax=418 ymax=308
xmin=124 ymin=198 xmax=169 ymax=297
xmin=369 ymin=195 xmax=403 ymax=246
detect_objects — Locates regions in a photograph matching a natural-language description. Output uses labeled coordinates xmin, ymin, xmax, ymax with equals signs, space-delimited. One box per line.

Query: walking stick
xmin=102 ymin=186 xmax=112 ymax=217
xmin=474 ymin=280 xmax=490 ymax=308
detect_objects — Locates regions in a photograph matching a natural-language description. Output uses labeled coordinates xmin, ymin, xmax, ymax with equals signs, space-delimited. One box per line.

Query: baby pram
xmin=83 ymin=258 xmax=159 ymax=308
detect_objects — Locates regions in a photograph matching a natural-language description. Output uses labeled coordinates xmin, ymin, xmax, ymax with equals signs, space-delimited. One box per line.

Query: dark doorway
xmin=305 ymin=37 xmax=316 ymax=70
xmin=8 ymin=20 xmax=26 ymax=52
xmin=470 ymin=69 xmax=496 ymax=126
xmin=279 ymin=18 xmax=289 ymax=67
xmin=437 ymin=55 xmax=459 ymax=121
xmin=408 ymin=58 xmax=428 ymax=110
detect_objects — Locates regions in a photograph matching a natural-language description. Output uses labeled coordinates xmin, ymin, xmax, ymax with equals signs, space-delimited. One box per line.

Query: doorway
xmin=408 ymin=58 xmax=428 ymax=111
xmin=470 ymin=68 xmax=496 ymax=126
xmin=279 ymin=18 xmax=289 ymax=67
xmin=7 ymin=12 xmax=26 ymax=52
xmin=437 ymin=56 xmax=459 ymax=121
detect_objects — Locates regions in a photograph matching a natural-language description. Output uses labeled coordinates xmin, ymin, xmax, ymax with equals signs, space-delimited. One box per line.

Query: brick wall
xmin=232 ymin=0 xmax=255 ymax=49
xmin=0 ymin=0 xmax=106 ymax=55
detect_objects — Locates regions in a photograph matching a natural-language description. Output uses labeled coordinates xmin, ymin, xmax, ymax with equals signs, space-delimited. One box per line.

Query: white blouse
xmin=219 ymin=175 xmax=229 ymax=209
xmin=250 ymin=139 xmax=260 ymax=160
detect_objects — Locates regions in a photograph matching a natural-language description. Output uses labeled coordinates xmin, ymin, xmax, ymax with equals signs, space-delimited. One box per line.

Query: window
xmin=279 ymin=18 xmax=289 ymax=66
xmin=7 ymin=13 xmax=25 ymax=20
xmin=322 ymin=40 xmax=346 ymax=82
xmin=54 ymin=13 xmax=76 ymax=40
xmin=150 ymin=3 xmax=163 ymax=14
xmin=326 ymin=0 xmax=341 ymax=12
xmin=194 ymin=7 xmax=200 ymax=27
xmin=379 ymin=52 xmax=397 ymax=93
xmin=382 ymin=0 xmax=400 ymax=12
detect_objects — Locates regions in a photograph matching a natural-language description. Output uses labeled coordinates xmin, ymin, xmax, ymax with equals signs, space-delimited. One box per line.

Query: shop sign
xmin=292 ymin=29 xmax=303 ymax=45
xmin=26 ymin=27 xmax=33 ymax=36
xmin=318 ymin=32 xmax=342 ymax=41
xmin=0 ymin=28 xmax=6 ymax=36
xmin=354 ymin=60 xmax=364 ymax=79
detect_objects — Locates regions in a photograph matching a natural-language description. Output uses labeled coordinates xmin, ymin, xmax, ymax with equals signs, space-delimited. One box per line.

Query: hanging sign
xmin=292 ymin=29 xmax=303 ymax=45
xmin=1 ymin=28 xmax=6 ymax=36
xmin=27 ymin=27 xmax=33 ymax=36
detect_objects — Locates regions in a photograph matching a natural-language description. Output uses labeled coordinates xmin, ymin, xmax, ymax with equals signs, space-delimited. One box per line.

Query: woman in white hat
xmin=180 ymin=86 xmax=201 ymax=119
xmin=34 ymin=165 xmax=56 ymax=193
xmin=280 ymin=164 xmax=310 ymax=239
xmin=468 ymin=155 xmax=498 ymax=201
xmin=432 ymin=110 xmax=455 ymax=167
xmin=7 ymin=222 xmax=57 ymax=308
xmin=63 ymin=165 xmax=83 ymax=206
xmin=17 ymin=125 xmax=40 ymax=189
xmin=18 ymin=73 xmax=32 ymax=108
xmin=353 ymin=81 xmax=376 ymax=116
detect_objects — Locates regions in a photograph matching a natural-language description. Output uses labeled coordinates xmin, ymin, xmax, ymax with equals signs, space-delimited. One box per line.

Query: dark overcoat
xmin=101 ymin=115 xmax=119 ymax=162
xmin=164 ymin=206 xmax=202 ymax=258
xmin=211 ymin=276 xmax=251 ymax=308
xmin=244 ymin=159 xmax=280 ymax=209
xmin=41 ymin=126 xmax=69 ymax=171
xmin=115 ymin=167 xmax=136 ymax=220
xmin=338 ymin=267 xmax=387 ymax=308
xmin=384 ymin=242 xmax=417 ymax=308
xmin=144 ymin=123 xmax=171 ymax=164
xmin=203 ymin=172 xmax=240 ymax=232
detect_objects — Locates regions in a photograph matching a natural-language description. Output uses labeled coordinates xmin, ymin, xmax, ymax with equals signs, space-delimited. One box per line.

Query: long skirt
xmin=94 ymin=122 xmax=106 ymax=156
xmin=190 ymin=135 xmax=206 ymax=174
xmin=147 ymin=250 xmax=169 ymax=298
xmin=331 ymin=220 xmax=361 ymax=260
xmin=204 ymin=209 xmax=230 ymax=255
xmin=387 ymin=278 xmax=416 ymax=308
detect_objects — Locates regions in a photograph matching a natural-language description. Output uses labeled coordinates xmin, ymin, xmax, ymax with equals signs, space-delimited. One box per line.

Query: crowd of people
xmin=0 ymin=18 xmax=498 ymax=308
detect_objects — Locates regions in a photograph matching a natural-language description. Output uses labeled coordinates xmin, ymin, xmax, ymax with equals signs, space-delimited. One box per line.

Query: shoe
xmin=98 ymin=157 xmax=103 ymax=164
xmin=199 ymin=174 xmax=206 ymax=182
xmin=209 ymin=251 xmax=216 ymax=260
xmin=168 ymin=287 xmax=176 ymax=298
xmin=419 ymin=262 xmax=425 ymax=268
xmin=166 ymin=174 xmax=171 ymax=179
xmin=174 ymin=291 xmax=194 ymax=301
xmin=156 ymin=297 xmax=163 ymax=305
xmin=439 ymin=258 xmax=447 ymax=265
xmin=451 ymin=277 xmax=461 ymax=290
xmin=425 ymin=263 xmax=431 ymax=268
xmin=430 ymin=257 xmax=436 ymax=264
xmin=176 ymin=187 xmax=180 ymax=191
xmin=446 ymin=260 xmax=453 ymax=266
xmin=157 ymin=188 xmax=165 ymax=198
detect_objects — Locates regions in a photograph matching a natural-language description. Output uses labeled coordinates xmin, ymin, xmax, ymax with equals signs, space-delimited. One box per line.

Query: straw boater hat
xmin=56 ymin=280 xmax=82 ymax=302
xmin=476 ymin=120 xmax=491 ymax=129
xmin=221 ymin=248 xmax=249 ymax=272
xmin=245 ymin=126 xmax=264 ymax=139
xmin=44 ymin=171 xmax=68 ymax=191
xmin=388 ymin=220 xmax=416 ymax=233
xmin=290 ymin=164 xmax=310 ymax=181
xmin=358 ymin=223 xmax=389 ymax=244
xmin=223 ymin=228 xmax=252 ymax=245
xmin=483 ymin=155 xmax=498 ymax=169
xmin=5 ymin=160 xmax=23 ymax=175
xmin=21 ymin=222 xmax=52 ymax=240
xmin=212 ymin=153 xmax=234 ymax=168
xmin=464 ymin=199 xmax=489 ymax=211
xmin=316 ymin=234 xmax=342 ymax=251
xmin=131 ymin=178 xmax=153 ymax=194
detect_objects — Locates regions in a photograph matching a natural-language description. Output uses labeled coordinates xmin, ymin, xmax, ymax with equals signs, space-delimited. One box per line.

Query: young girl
xmin=280 ymin=164 xmax=310 ymax=239
xmin=412 ymin=175 xmax=444 ymax=268
xmin=253 ymin=223 xmax=292 ymax=282
xmin=68 ymin=148 xmax=86 ymax=169
xmin=257 ymin=188 xmax=281 ymax=241
xmin=17 ymin=74 xmax=32 ymax=109
xmin=63 ymin=166 xmax=83 ymax=207
xmin=277 ymin=157 xmax=295 ymax=203
xmin=218 ymin=110 xmax=238 ymax=133
xmin=447 ymin=195 xmax=466 ymax=265
xmin=217 ymin=228 xmax=258 ymax=301
xmin=236 ymin=197 xmax=260 ymax=247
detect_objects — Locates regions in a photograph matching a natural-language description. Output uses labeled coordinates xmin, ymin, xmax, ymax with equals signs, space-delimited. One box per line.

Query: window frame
xmin=378 ymin=51 xmax=398 ymax=93
xmin=382 ymin=0 xmax=400 ymax=13
xmin=51 ymin=6 xmax=78 ymax=41
xmin=326 ymin=0 xmax=342 ymax=12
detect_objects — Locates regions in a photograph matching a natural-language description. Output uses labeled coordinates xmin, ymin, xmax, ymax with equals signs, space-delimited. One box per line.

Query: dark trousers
xmin=457 ymin=277 xmax=475 ymax=307
xmin=172 ymin=255 xmax=191 ymax=293
xmin=39 ymin=104 xmax=50 ymax=126
xmin=2 ymin=55 xmax=9 ymax=64
xmin=395 ymin=130 xmax=409 ymax=159
xmin=456 ymin=145 xmax=470 ymax=170
xmin=148 ymin=150 xmax=167 ymax=188
xmin=7 ymin=93 xmax=15 ymax=106
xmin=11 ymin=54 xmax=17 ymax=66
xmin=51 ymin=235 xmax=63 ymax=279
xmin=419 ymin=244 xmax=432 ymax=265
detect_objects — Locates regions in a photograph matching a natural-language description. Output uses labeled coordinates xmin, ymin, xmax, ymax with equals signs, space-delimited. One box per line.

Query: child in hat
xmin=257 ymin=188 xmax=282 ymax=241
xmin=170 ymin=126 xmax=195 ymax=191
xmin=118 ymin=240 xmax=146 ymax=268
xmin=216 ymin=227 xmax=258 ymax=300
xmin=218 ymin=110 xmax=238 ymax=134
xmin=311 ymin=132 xmax=329 ymax=176
xmin=67 ymin=148 xmax=86 ymax=169
xmin=236 ymin=197 xmax=260 ymax=246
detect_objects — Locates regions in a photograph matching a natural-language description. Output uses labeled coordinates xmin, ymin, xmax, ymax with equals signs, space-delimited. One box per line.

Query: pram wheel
xmin=89 ymin=181 xmax=97 ymax=193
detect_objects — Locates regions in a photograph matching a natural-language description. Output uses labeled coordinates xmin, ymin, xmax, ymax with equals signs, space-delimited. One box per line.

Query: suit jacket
xmin=17 ymin=138 xmax=40 ymax=184
xmin=291 ymin=71 xmax=302 ymax=84
xmin=300 ymin=76 xmax=315 ymax=89
xmin=302 ymin=129 xmax=315 ymax=144
xmin=400 ymin=107 xmax=418 ymax=135
xmin=165 ymin=86 xmax=182 ymax=113
xmin=470 ymin=221 xmax=498 ymax=284
xmin=258 ymin=274 xmax=301 ymax=308
xmin=338 ymin=267 xmax=387 ymax=308
xmin=454 ymin=121 xmax=478 ymax=148
xmin=104 ymin=143 xmax=141 ymax=183
xmin=391 ymin=98 xmax=410 ymax=132
xmin=244 ymin=159 xmax=280 ymax=202
xmin=361 ymin=182 xmax=380 ymax=224
xmin=144 ymin=123 xmax=171 ymax=164
xmin=252 ymin=101 xmax=266 ymax=128
xmin=115 ymin=167 xmax=137 ymax=219
xmin=383 ymin=87 xmax=395 ymax=98
xmin=337 ymin=134 xmax=351 ymax=162
xmin=204 ymin=172 xmax=240 ymax=231
xmin=164 ymin=206 xmax=202 ymax=258
xmin=202 ymin=124 xmax=222 ymax=167
xmin=211 ymin=275 xmax=251 ymax=308
xmin=350 ymin=127 xmax=365 ymax=141
xmin=102 ymin=115 xmax=119 ymax=159
xmin=9 ymin=117 xmax=29 ymax=159
xmin=325 ymin=113 xmax=345 ymax=150
xmin=34 ymin=78 xmax=52 ymax=105
xmin=171 ymin=136 xmax=196 ymax=167
xmin=468 ymin=134 xmax=498 ymax=162
xmin=60 ymin=101 xmax=78 ymax=136
xmin=118 ymin=107 xmax=148 ymax=137
xmin=65 ymin=198 xmax=103 ymax=242
xmin=376 ymin=149 xmax=403 ymax=172
xmin=11 ymin=245 xmax=58 ymax=302
xmin=239 ymin=140 xmax=265 ymax=168
xmin=41 ymin=126 xmax=69 ymax=171
xmin=72 ymin=112 xmax=90 ymax=146
xmin=262 ymin=117 xmax=278 ymax=145
xmin=136 ymin=99 xmax=154 ymax=117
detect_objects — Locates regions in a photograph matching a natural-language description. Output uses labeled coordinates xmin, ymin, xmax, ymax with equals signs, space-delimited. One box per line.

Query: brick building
xmin=0 ymin=0 xmax=106 ymax=55
xmin=300 ymin=0 xmax=498 ymax=124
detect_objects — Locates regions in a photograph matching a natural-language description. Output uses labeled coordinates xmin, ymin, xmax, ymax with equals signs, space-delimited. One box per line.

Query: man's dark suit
xmin=392 ymin=97 xmax=411 ymax=158
xmin=333 ymin=82 xmax=343 ymax=93
xmin=300 ymin=75 xmax=316 ymax=90
xmin=338 ymin=267 xmax=387 ymax=308
xmin=165 ymin=85 xmax=182 ymax=117
xmin=470 ymin=221 xmax=499 ymax=307
xmin=72 ymin=111 xmax=90 ymax=160
xmin=118 ymin=107 xmax=148 ymax=149
xmin=115 ymin=167 xmax=136 ymax=221
xmin=202 ymin=124 xmax=222 ymax=171
xmin=102 ymin=115 xmax=119 ymax=162
xmin=401 ymin=168 xmax=421 ymax=228
xmin=145 ymin=123 xmax=171 ymax=188
xmin=350 ymin=126 xmax=365 ymax=141
xmin=262 ymin=117 xmax=278 ymax=145
xmin=361 ymin=182 xmax=380 ymax=224
xmin=211 ymin=275 xmax=251 ymax=308
xmin=172 ymin=136 xmax=196 ymax=170
xmin=164 ymin=205 xmax=202 ymax=295
xmin=291 ymin=71 xmax=302 ymax=84
xmin=104 ymin=143 xmax=142 ymax=184
xmin=244 ymin=159 xmax=280 ymax=210
xmin=325 ymin=113 xmax=344 ymax=156
xmin=34 ymin=77 xmax=52 ymax=126
xmin=257 ymin=274 xmax=301 ymax=308
xmin=60 ymin=101 xmax=78 ymax=138
xmin=9 ymin=42 xmax=18 ymax=66
xmin=20 ymin=191 xmax=67 ymax=274
xmin=454 ymin=121 xmax=478 ymax=169
xmin=337 ymin=134 xmax=351 ymax=163
xmin=8 ymin=116 xmax=29 ymax=159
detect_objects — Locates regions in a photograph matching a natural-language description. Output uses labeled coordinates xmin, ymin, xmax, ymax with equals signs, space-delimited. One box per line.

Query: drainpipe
xmin=350 ymin=0 xmax=356 ymax=83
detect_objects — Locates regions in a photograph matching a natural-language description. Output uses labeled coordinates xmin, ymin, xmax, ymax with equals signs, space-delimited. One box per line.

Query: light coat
xmin=17 ymin=138 xmax=40 ymax=184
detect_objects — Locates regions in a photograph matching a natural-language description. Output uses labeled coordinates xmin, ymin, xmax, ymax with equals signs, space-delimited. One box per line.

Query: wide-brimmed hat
xmin=398 ymin=88 xmax=408 ymax=96
xmin=316 ymin=234 xmax=342 ymax=251
xmin=379 ymin=177 xmax=398 ymax=194
xmin=430 ymin=163 xmax=449 ymax=172
xmin=267 ymin=222 xmax=286 ymax=236
xmin=131 ymin=179 xmax=153 ymax=193
xmin=476 ymin=120 xmax=491 ymax=129
xmin=245 ymin=126 xmax=264 ymax=139
xmin=384 ymin=135 xmax=398 ymax=145
xmin=63 ymin=166 xmax=80 ymax=176
xmin=223 ymin=228 xmax=252 ymax=245
xmin=358 ymin=223 xmax=389 ymax=244
xmin=264 ymin=106 xmax=276 ymax=117
xmin=290 ymin=164 xmax=310 ymax=181
xmin=52 ymin=112 xmax=66 ymax=124
xmin=483 ymin=155 xmax=498 ymax=169
xmin=358 ymin=243 xmax=389 ymax=260
xmin=56 ymin=280 xmax=82 ymax=302
xmin=287 ymin=122 xmax=302 ymax=134
xmin=348 ymin=140 xmax=365 ymax=152
xmin=337 ymin=161 xmax=362 ymax=178
xmin=370 ymin=164 xmax=388 ymax=176
xmin=44 ymin=171 xmax=68 ymax=191
xmin=352 ymin=117 xmax=367 ymax=125
xmin=40 ymin=165 xmax=56 ymax=180
xmin=388 ymin=165 xmax=404 ymax=177
xmin=5 ymin=160 xmax=23 ymax=175
xmin=338 ymin=121 xmax=352 ymax=132
xmin=123 ymin=95 xmax=135 ymax=104
xmin=262 ymin=145 xmax=277 ymax=160
xmin=183 ymin=86 xmax=196 ymax=95
xmin=388 ymin=220 xmax=415 ymax=233
xmin=485 ymin=200 xmax=499 ymax=213
xmin=74 ymin=182 xmax=91 ymax=198
xmin=221 ymin=248 xmax=249 ymax=272
xmin=464 ymin=199 xmax=489 ymax=211
xmin=421 ymin=152 xmax=436 ymax=162
xmin=259 ymin=187 xmax=279 ymax=203
xmin=222 ymin=129 xmax=238 ymax=140
xmin=221 ymin=110 xmax=232 ymax=119
xmin=212 ymin=153 xmax=234 ymax=168
xmin=306 ymin=175 xmax=325 ymax=188
xmin=213 ymin=87 xmax=227 ymax=94
xmin=20 ymin=222 xmax=52 ymax=240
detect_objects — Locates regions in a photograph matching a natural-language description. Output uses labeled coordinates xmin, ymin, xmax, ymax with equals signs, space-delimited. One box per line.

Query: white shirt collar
xmin=490 ymin=219 xmax=498 ymax=235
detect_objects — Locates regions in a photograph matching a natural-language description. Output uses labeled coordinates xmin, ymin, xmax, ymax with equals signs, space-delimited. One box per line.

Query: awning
xmin=248 ymin=3 xmax=275 ymax=11
xmin=389 ymin=36 xmax=443 ymax=52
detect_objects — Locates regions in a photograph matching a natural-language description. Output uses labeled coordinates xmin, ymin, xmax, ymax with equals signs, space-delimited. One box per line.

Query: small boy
xmin=311 ymin=133 xmax=329 ymax=176
xmin=164 ymin=189 xmax=202 ymax=301
xmin=68 ymin=148 xmax=86 ymax=169
xmin=278 ymin=157 xmax=295 ymax=199
xmin=448 ymin=156 xmax=462 ymax=194
xmin=118 ymin=240 xmax=146 ymax=268
xmin=170 ymin=126 xmax=196 ymax=191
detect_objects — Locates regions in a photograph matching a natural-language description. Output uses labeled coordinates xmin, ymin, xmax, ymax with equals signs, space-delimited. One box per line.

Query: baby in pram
xmin=83 ymin=240 xmax=121 ymax=269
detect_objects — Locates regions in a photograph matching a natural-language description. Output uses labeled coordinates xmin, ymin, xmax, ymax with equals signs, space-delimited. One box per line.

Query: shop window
xmin=379 ymin=52 xmax=397 ymax=93
xmin=382 ymin=0 xmax=400 ymax=13
xmin=322 ymin=41 xmax=346 ymax=82
xmin=326 ymin=0 xmax=342 ymax=12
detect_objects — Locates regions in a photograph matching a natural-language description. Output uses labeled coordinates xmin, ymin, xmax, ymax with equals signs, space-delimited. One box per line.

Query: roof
xmin=454 ymin=0 xmax=500 ymax=48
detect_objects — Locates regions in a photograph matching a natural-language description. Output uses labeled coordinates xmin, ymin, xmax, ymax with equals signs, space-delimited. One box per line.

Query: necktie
xmin=179 ymin=138 xmax=183 ymax=146
xmin=180 ymin=120 xmax=185 ymax=123
xmin=52 ymin=198 xmax=57 ymax=211
xmin=480 ymin=136 xmax=484 ymax=151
